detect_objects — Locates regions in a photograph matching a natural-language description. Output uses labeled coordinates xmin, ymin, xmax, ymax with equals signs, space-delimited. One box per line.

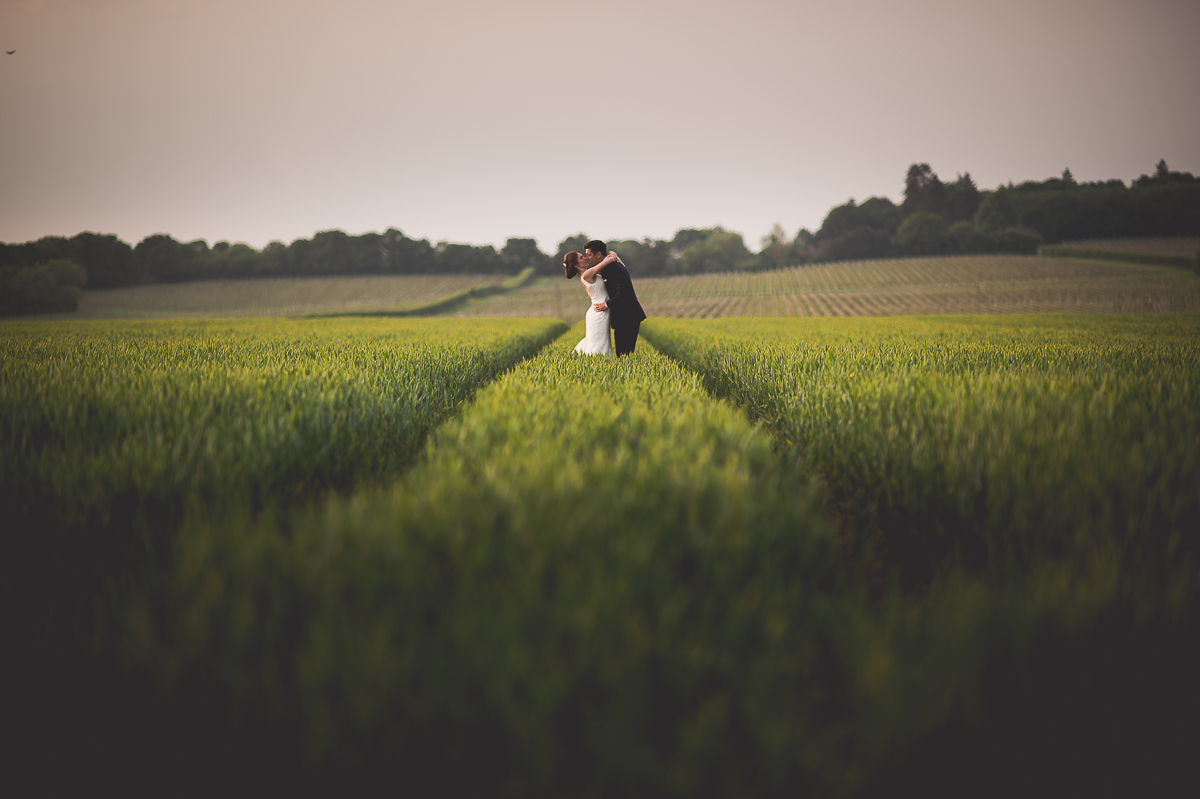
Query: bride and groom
xmin=562 ymin=239 xmax=647 ymax=356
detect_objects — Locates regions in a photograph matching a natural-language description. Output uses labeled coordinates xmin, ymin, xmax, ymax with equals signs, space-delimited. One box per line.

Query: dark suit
xmin=600 ymin=260 xmax=647 ymax=356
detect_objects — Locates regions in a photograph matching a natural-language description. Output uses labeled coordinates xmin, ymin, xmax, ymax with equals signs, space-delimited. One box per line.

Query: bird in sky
xmin=5 ymin=50 xmax=14 ymax=56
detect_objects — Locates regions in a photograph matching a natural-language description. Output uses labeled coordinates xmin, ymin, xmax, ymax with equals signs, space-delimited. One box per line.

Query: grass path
xmin=105 ymin=326 xmax=844 ymax=793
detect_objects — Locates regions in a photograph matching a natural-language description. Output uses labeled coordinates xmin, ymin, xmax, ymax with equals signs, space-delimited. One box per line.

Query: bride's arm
xmin=580 ymin=251 xmax=621 ymax=281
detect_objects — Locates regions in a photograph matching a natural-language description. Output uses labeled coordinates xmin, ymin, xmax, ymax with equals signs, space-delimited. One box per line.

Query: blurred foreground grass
xmin=645 ymin=314 xmax=1199 ymax=584
xmin=1 ymin=316 xmax=566 ymax=783
xmin=4 ymin=315 xmax=1197 ymax=795
xmin=109 ymin=333 xmax=843 ymax=793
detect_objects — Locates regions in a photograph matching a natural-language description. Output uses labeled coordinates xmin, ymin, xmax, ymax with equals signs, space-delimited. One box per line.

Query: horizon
xmin=1 ymin=162 xmax=1181 ymax=254
xmin=2 ymin=0 xmax=1198 ymax=253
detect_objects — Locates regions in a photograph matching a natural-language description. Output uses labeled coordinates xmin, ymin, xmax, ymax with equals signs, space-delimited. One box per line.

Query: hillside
xmin=475 ymin=254 xmax=1200 ymax=320
xmin=62 ymin=252 xmax=1200 ymax=321
xmin=74 ymin=273 xmax=507 ymax=319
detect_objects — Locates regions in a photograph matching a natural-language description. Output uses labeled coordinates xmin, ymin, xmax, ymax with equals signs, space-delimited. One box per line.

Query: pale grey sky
xmin=2 ymin=0 xmax=1197 ymax=254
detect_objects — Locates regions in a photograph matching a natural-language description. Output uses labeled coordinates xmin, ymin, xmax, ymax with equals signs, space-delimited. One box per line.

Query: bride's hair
xmin=562 ymin=251 xmax=581 ymax=279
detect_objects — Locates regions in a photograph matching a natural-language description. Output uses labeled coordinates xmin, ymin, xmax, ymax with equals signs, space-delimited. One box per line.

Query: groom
xmin=585 ymin=239 xmax=646 ymax=356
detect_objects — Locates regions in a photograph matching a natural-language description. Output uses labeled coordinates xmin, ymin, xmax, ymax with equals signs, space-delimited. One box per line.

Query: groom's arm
xmin=602 ymin=265 xmax=627 ymax=308
xmin=580 ymin=252 xmax=620 ymax=281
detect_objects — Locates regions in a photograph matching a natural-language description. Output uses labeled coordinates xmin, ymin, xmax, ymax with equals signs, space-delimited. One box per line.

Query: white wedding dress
xmin=573 ymin=275 xmax=612 ymax=355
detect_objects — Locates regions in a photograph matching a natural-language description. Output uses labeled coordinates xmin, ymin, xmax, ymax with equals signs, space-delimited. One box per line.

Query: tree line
xmin=3 ymin=160 xmax=1198 ymax=315
xmin=792 ymin=159 xmax=1200 ymax=266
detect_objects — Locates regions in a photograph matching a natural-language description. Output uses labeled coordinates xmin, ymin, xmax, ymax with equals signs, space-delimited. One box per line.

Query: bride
xmin=563 ymin=249 xmax=621 ymax=355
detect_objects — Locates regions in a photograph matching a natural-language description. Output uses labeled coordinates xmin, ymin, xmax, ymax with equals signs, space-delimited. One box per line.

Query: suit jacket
xmin=600 ymin=261 xmax=646 ymax=328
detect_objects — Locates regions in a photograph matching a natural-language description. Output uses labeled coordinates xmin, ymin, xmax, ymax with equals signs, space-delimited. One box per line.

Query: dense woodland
xmin=2 ymin=161 xmax=1198 ymax=315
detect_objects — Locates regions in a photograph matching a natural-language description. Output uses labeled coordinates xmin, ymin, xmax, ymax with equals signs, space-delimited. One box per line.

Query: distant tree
xmin=973 ymin=189 xmax=1018 ymax=234
xmin=1133 ymin=159 xmax=1198 ymax=188
xmin=13 ymin=155 xmax=1200 ymax=286
xmin=993 ymin=226 xmax=1043 ymax=254
xmin=5 ymin=268 xmax=59 ymax=313
xmin=172 ymin=240 xmax=263 ymax=280
xmin=380 ymin=228 xmax=435 ymax=275
xmin=903 ymin=163 xmax=946 ymax=217
xmin=308 ymin=230 xmax=351 ymax=275
xmin=357 ymin=232 xmax=387 ymax=274
xmin=678 ymin=228 xmax=752 ymax=273
xmin=711 ymin=229 xmax=753 ymax=269
xmin=556 ymin=233 xmax=590 ymax=260
xmin=1 ymin=236 xmax=69 ymax=272
xmin=815 ymin=200 xmax=861 ymax=242
xmin=946 ymin=220 xmax=974 ymax=253
xmin=225 ymin=243 xmax=260 ymax=277
xmin=605 ymin=238 xmax=672 ymax=276
xmin=860 ymin=197 xmax=903 ymax=233
xmin=279 ymin=229 xmax=380 ymax=276
xmin=288 ymin=236 xmax=314 ymax=274
xmin=758 ymin=223 xmax=791 ymax=268
xmin=134 ymin=234 xmax=195 ymax=283
xmin=69 ymin=232 xmax=136 ymax=288
xmin=790 ymin=228 xmax=818 ymax=263
xmin=0 ymin=258 xmax=86 ymax=315
xmin=259 ymin=241 xmax=291 ymax=276
xmin=1126 ymin=183 xmax=1200 ymax=235
xmin=501 ymin=238 xmax=549 ymax=272
xmin=2 ymin=233 xmax=135 ymax=287
xmin=437 ymin=242 xmax=503 ymax=274
xmin=29 ymin=236 xmax=71 ymax=265
xmin=670 ymin=228 xmax=709 ymax=256
xmin=896 ymin=211 xmax=949 ymax=255
xmin=816 ymin=197 xmax=902 ymax=243
xmin=819 ymin=227 xmax=893 ymax=262
xmin=42 ymin=258 xmax=88 ymax=290
xmin=943 ymin=173 xmax=982 ymax=223
xmin=1013 ymin=179 xmax=1048 ymax=193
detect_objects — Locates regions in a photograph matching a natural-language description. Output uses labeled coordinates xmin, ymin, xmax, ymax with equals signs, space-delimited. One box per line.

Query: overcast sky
xmin=2 ymin=0 xmax=1198 ymax=254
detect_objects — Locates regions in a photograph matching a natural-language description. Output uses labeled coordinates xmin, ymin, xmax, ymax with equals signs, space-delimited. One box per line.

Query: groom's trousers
xmin=614 ymin=320 xmax=641 ymax=356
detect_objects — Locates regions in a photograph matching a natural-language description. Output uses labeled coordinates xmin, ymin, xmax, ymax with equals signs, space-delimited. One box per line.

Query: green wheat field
xmin=4 ymin=250 xmax=1198 ymax=795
